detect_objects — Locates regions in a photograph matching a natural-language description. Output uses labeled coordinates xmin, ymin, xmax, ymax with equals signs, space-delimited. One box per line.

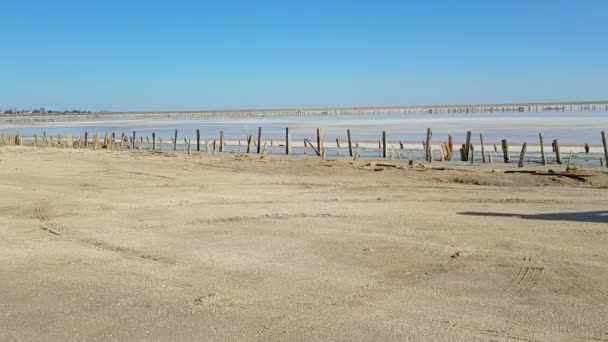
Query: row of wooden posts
xmin=3 ymin=128 xmax=608 ymax=168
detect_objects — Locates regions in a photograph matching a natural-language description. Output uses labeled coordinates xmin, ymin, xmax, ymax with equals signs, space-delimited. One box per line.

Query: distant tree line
xmin=1 ymin=108 xmax=92 ymax=114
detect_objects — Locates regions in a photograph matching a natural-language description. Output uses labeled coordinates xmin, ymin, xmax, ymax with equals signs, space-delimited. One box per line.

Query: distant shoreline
xmin=1 ymin=100 xmax=607 ymax=121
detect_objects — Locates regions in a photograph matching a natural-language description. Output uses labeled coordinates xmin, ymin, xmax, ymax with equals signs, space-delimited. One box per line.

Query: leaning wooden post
xmin=316 ymin=128 xmax=322 ymax=157
xmin=285 ymin=128 xmax=291 ymax=155
xmin=219 ymin=130 xmax=224 ymax=152
xmin=464 ymin=131 xmax=472 ymax=161
xmin=480 ymin=133 xmax=486 ymax=163
xmin=257 ymin=127 xmax=262 ymax=154
xmin=173 ymin=129 xmax=178 ymax=151
xmin=196 ymin=129 xmax=201 ymax=152
xmin=602 ymin=131 xmax=608 ymax=168
xmin=539 ymin=133 xmax=546 ymax=165
xmin=553 ymin=139 xmax=562 ymax=164
xmin=247 ymin=134 xmax=253 ymax=153
xmin=425 ymin=128 xmax=432 ymax=162
xmin=501 ymin=139 xmax=509 ymax=163
xmin=382 ymin=131 xmax=387 ymax=158
xmin=518 ymin=143 xmax=527 ymax=168
xmin=152 ymin=132 xmax=156 ymax=151
xmin=347 ymin=129 xmax=353 ymax=157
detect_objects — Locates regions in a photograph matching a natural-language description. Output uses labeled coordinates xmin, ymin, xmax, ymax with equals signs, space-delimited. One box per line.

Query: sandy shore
xmin=1 ymin=147 xmax=607 ymax=341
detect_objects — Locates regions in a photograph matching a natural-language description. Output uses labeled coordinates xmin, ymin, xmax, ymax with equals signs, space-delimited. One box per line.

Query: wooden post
xmin=602 ymin=131 xmax=608 ymax=168
xmin=448 ymin=134 xmax=454 ymax=160
xmin=219 ymin=130 xmax=224 ymax=152
xmin=212 ymin=140 xmax=216 ymax=152
xmin=257 ymin=127 xmax=262 ymax=154
xmin=152 ymin=132 xmax=156 ymax=151
xmin=425 ymin=128 xmax=432 ymax=162
xmin=196 ymin=129 xmax=201 ymax=152
xmin=480 ymin=133 xmax=486 ymax=163
xmin=34 ymin=134 xmax=38 ymax=147
xmin=539 ymin=133 xmax=546 ymax=165
xmin=464 ymin=131 xmax=472 ymax=161
xmin=286 ymin=128 xmax=291 ymax=155
xmin=347 ymin=129 xmax=353 ymax=157
xmin=501 ymin=139 xmax=509 ymax=163
xmin=187 ymin=139 xmax=191 ymax=155
xmin=470 ymin=144 xmax=474 ymax=165
xmin=305 ymin=138 xmax=321 ymax=156
xmin=205 ymin=140 xmax=210 ymax=154
xmin=382 ymin=131 xmax=387 ymax=158
xmin=566 ymin=152 xmax=573 ymax=172
xmin=553 ymin=139 xmax=562 ymax=164
xmin=247 ymin=135 xmax=253 ymax=153
xmin=518 ymin=143 xmax=527 ymax=168
xmin=132 ymin=131 xmax=136 ymax=149
xmin=316 ymin=128 xmax=322 ymax=156
xmin=84 ymin=132 xmax=88 ymax=148
xmin=172 ymin=129 xmax=177 ymax=151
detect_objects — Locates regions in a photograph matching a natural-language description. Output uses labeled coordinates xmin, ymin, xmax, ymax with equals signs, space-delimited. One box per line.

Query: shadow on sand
xmin=459 ymin=211 xmax=608 ymax=224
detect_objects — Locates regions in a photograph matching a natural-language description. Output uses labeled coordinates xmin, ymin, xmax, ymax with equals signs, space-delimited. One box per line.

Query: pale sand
xmin=1 ymin=147 xmax=607 ymax=341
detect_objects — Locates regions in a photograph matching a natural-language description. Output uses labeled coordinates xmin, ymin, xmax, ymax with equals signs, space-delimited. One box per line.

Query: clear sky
xmin=1 ymin=0 xmax=607 ymax=112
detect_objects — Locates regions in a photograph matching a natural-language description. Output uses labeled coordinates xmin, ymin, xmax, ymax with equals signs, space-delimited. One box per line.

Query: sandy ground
xmin=1 ymin=147 xmax=607 ymax=341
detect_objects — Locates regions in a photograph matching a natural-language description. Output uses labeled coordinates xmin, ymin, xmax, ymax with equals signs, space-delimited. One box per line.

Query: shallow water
xmin=1 ymin=110 xmax=608 ymax=145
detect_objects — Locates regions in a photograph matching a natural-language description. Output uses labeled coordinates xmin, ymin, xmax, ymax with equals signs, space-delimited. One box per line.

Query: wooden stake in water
xmin=602 ymin=131 xmax=608 ymax=168
xmin=448 ymin=134 xmax=454 ymax=160
xmin=425 ymin=128 xmax=432 ymax=162
xmin=553 ymin=139 xmax=562 ymax=165
xmin=501 ymin=139 xmax=509 ymax=163
xmin=173 ymin=130 xmax=178 ymax=151
xmin=347 ymin=129 xmax=353 ymax=157
xmin=316 ymin=128 xmax=323 ymax=157
xmin=382 ymin=131 xmax=387 ymax=159
xmin=257 ymin=127 xmax=262 ymax=154
xmin=196 ymin=129 xmax=201 ymax=152
xmin=464 ymin=131 xmax=472 ymax=161
xmin=286 ymin=128 xmax=291 ymax=155
xmin=539 ymin=133 xmax=546 ymax=165
xmin=480 ymin=133 xmax=486 ymax=163
xmin=219 ymin=130 xmax=224 ymax=152
xmin=518 ymin=143 xmax=527 ymax=168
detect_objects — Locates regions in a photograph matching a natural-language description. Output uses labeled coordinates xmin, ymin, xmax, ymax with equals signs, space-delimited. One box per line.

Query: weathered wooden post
xmin=286 ymin=128 xmax=291 ymax=155
xmin=219 ymin=130 xmax=224 ymax=152
xmin=518 ymin=143 xmax=527 ymax=167
xmin=602 ymin=131 xmax=608 ymax=168
xmin=553 ymin=139 xmax=562 ymax=164
xmin=84 ymin=132 xmax=89 ymax=148
xmin=501 ymin=139 xmax=509 ymax=163
xmin=347 ymin=129 xmax=353 ymax=157
xmin=470 ymin=144 xmax=474 ymax=164
xmin=196 ymin=129 xmax=201 ymax=152
xmin=132 ymin=131 xmax=136 ymax=149
xmin=425 ymin=128 xmax=432 ymax=162
xmin=480 ymin=133 xmax=486 ymax=163
xmin=448 ymin=134 xmax=454 ymax=160
xmin=34 ymin=134 xmax=38 ymax=147
xmin=152 ymin=132 xmax=156 ymax=151
xmin=539 ymin=133 xmax=546 ymax=165
xmin=173 ymin=129 xmax=178 ymax=151
xmin=464 ymin=131 xmax=472 ymax=161
xmin=382 ymin=131 xmax=387 ymax=158
xmin=316 ymin=128 xmax=322 ymax=157
xmin=257 ymin=127 xmax=262 ymax=154
xmin=247 ymin=135 xmax=253 ymax=153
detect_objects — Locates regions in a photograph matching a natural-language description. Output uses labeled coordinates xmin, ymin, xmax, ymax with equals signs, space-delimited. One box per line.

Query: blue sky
xmin=1 ymin=0 xmax=607 ymax=111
